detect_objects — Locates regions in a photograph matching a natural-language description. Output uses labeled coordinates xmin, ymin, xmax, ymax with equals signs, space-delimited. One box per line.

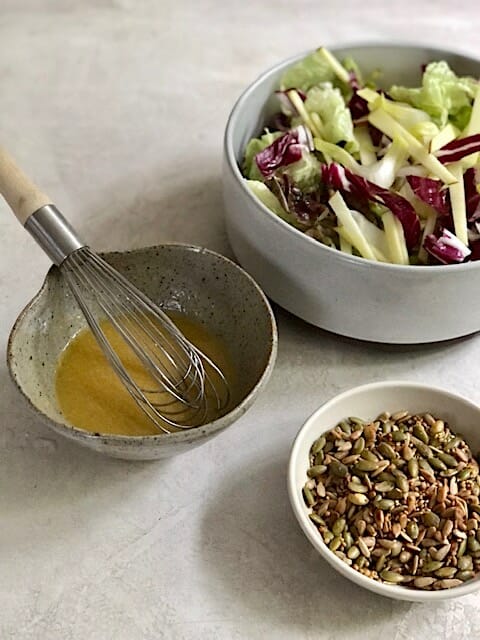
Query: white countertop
xmin=2 ymin=1 xmax=480 ymax=638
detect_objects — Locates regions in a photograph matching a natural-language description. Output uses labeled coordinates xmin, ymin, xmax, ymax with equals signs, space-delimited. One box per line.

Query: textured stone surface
xmin=1 ymin=1 xmax=480 ymax=638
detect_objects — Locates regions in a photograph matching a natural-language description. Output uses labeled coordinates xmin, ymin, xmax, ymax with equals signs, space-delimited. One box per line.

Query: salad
xmin=242 ymin=47 xmax=480 ymax=265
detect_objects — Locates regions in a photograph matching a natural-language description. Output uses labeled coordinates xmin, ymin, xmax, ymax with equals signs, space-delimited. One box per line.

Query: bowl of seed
xmin=288 ymin=381 xmax=480 ymax=601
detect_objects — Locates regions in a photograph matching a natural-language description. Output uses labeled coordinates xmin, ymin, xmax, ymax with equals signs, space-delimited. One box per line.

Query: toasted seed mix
xmin=304 ymin=412 xmax=480 ymax=591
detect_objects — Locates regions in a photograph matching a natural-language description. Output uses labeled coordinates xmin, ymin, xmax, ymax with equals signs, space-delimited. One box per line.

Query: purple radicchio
xmin=322 ymin=163 xmax=421 ymax=249
xmin=435 ymin=134 xmax=480 ymax=164
xmin=406 ymin=175 xmax=451 ymax=217
xmin=255 ymin=125 xmax=313 ymax=179
xmin=424 ymin=228 xmax=471 ymax=264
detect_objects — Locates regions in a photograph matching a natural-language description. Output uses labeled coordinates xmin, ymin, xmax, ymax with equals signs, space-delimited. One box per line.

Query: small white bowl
xmin=288 ymin=381 xmax=480 ymax=601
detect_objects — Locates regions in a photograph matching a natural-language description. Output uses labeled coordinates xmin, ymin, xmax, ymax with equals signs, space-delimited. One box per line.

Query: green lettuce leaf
xmin=284 ymin=152 xmax=321 ymax=192
xmin=243 ymin=130 xmax=282 ymax=180
xmin=388 ymin=61 xmax=478 ymax=129
xmin=245 ymin=180 xmax=302 ymax=228
xmin=303 ymin=83 xmax=358 ymax=153
xmin=280 ymin=49 xmax=336 ymax=93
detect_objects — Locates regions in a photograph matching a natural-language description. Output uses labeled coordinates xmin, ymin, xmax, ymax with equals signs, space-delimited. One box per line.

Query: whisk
xmin=0 ymin=147 xmax=230 ymax=432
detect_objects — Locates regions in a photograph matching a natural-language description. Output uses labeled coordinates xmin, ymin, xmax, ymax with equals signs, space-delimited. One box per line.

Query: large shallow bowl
xmin=7 ymin=244 xmax=277 ymax=460
xmin=288 ymin=381 xmax=480 ymax=601
xmin=223 ymin=44 xmax=480 ymax=343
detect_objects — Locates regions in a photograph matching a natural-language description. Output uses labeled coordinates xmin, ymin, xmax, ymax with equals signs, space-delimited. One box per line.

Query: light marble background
xmin=1 ymin=1 xmax=480 ymax=638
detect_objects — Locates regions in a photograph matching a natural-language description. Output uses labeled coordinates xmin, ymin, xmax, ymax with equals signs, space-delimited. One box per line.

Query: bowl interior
xmin=289 ymin=381 xmax=480 ymax=601
xmin=229 ymin=44 xmax=480 ymax=167
xmin=8 ymin=244 xmax=276 ymax=435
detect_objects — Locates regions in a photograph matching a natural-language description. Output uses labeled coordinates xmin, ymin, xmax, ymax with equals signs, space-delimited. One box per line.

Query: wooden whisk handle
xmin=0 ymin=146 xmax=53 ymax=225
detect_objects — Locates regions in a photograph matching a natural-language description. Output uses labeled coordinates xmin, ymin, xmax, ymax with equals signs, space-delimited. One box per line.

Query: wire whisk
xmin=0 ymin=147 xmax=230 ymax=432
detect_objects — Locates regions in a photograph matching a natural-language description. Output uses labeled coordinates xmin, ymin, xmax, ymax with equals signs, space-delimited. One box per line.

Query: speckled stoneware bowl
xmin=7 ymin=244 xmax=277 ymax=460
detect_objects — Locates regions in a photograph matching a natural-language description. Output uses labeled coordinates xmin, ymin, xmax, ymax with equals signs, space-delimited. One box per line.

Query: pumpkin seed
xmin=329 ymin=536 xmax=342 ymax=551
xmin=344 ymin=531 xmax=354 ymax=548
xmin=375 ymin=481 xmax=395 ymax=492
xmin=444 ymin=436 xmax=462 ymax=451
xmin=437 ymin=452 xmax=458 ymax=468
xmin=422 ymin=512 xmax=440 ymax=528
xmin=348 ymin=493 xmax=369 ymax=506
xmin=458 ymin=539 xmax=468 ymax=557
xmin=377 ymin=499 xmax=395 ymax=511
xmin=468 ymin=537 xmax=480 ymax=552
xmin=456 ymin=570 xmax=475 ymax=581
xmin=307 ymin=464 xmax=328 ymax=478
xmin=414 ymin=576 xmax=436 ymax=588
xmin=407 ymin=458 xmax=419 ymax=478
xmin=413 ymin=424 xmax=429 ymax=444
xmin=380 ymin=569 xmax=404 ymax=583
xmin=332 ymin=518 xmax=346 ymax=535
xmin=361 ymin=449 xmax=378 ymax=462
xmin=353 ymin=436 xmax=365 ymax=454
xmin=392 ymin=430 xmax=407 ymax=442
xmin=347 ymin=545 xmax=360 ymax=560
xmin=329 ymin=460 xmax=348 ymax=477
xmin=429 ymin=457 xmax=447 ymax=472
xmin=309 ymin=513 xmax=325 ymax=526
xmin=377 ymin=442 xmax=396 ymax=460
xmin=435 ymin=566 xmax=457 ymax=578
xmin=347 ymin=480 xmax=368 ymax=493
xmin=303 ymin=486 xmax=315 ymax=507
xmin=438 ymin=578 xmax=463 ymax=588
xmin=414 ymin=441 xmax=432 ymax=458
xmin=323 ymin=530 xmax=334 ymax=544
xmin=458 ymin=469 xmax=471 ymax=481
xmin=311 ymin=435 xmax=326 ymax=454
xmin=354 ymin=459 xmax=381 ymax=472
xmin=457 ymin=555 xmax=473 ymax=571
xmin=422 ymin=560 xmax=444 ymax=573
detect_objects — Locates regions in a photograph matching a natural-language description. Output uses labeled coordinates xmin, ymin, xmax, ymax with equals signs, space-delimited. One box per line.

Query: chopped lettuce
xmin=388 ymin=61 xmax=478 ymax=129
xmin=280 ymin=49 xmax=336 ymax=93
xmin=303 ymin=83 xmax=358 ymax=153
xmin=284 ymin=153 xmax=322 ymax=193
xmin=242 ymin=47 xmax=480 ymax=266
xmin=246 ymin=180 xmax=300 ymax=227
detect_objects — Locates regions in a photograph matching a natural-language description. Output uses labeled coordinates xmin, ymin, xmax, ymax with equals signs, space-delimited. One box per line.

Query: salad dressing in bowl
xmin=55 ymin=312 xmax=237 ymax=436
xmin=8 ymin=244 xmax=278 ymax=459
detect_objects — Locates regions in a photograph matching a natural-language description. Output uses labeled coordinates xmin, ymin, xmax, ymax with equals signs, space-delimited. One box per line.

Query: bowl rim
xmin=7 ymin=242 xmax=278 ymax=444
xmin=224 ymin=41 xmax=480 ymax=275
xmin=287 ymin=379 xmax=480 ymax=601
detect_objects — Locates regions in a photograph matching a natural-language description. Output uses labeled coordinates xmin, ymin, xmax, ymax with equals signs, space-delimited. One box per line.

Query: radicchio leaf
xmin=436 ymin=133 xmax=480 ymax=164
xmin=255 ymin=126 xmax=312 ymax=179
xmin=322 ymin=162 xmax=421 ymax=249
xmin=424 ymin=228 xmax=471 ymax=264
xmin=406 ymin=175 xmax=450 ymax=217
xmin=269 ymin=174 xmax=327 ymax=226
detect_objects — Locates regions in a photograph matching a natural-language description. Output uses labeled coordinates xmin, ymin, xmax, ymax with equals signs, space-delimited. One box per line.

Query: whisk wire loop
xmin=61 ymin=247 xmax=230 ymax=431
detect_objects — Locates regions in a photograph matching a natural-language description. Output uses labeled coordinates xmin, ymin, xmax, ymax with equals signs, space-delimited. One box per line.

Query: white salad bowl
xmin=223 ymin=44 xmax=480 ymax=343
xmin=288 ymin=381 xmax=480 ymax=601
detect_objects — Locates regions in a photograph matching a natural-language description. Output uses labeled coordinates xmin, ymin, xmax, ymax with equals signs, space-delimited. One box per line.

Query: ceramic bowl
xmin=288 ymin=381 xmax=480 ymax=601
xmin=223 ymin=44 xmax=480 ymax=343
xmin=7 ymin=244 xmax=277 ymax=460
